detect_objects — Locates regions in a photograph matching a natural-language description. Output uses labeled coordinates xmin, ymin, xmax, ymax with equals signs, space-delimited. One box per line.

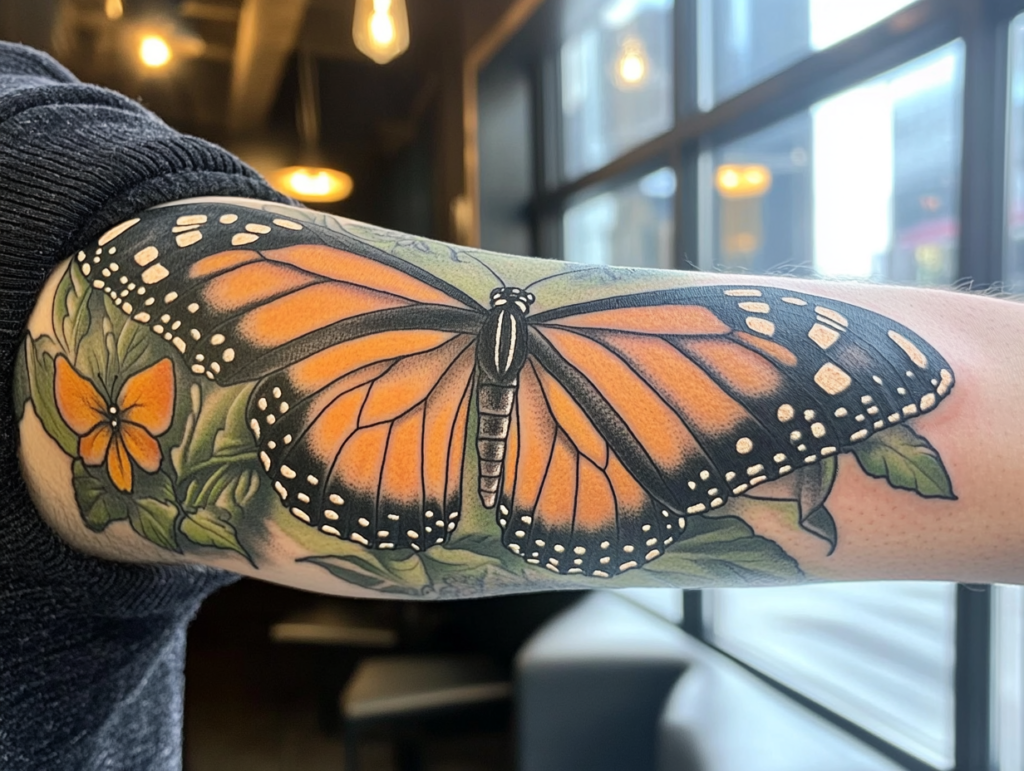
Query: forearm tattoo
xmin=15 ymin=202 xmax=956 ymax=595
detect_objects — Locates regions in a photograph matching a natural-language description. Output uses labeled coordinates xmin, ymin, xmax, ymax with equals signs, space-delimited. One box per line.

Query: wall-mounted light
xmin=139 ymin=34 xmax=172 ymax=68
xmin=105 ymin=0 xmax=123 ymax=21
xmin=614 ymin=36 xmax=648 ymax=89
xmin=353 ymin=0 xmax=410 ymax=65
xmin=715 ymin=164 xmax=773 ymax=198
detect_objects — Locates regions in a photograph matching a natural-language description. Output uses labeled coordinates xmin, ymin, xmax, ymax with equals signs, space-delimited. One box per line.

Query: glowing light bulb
xmin=370 ymin=0 xmax=397 ymax=45
xmin=718 ymin=168 xmax=740 ymax=190
xmin=105 ymin=0 xmax=123 ymax=20
xmin=619 ymin=51 xmax=645 ymax=84
xmin=139 ymin=35 xmax=172 ymax=68
xmin=290 ymin=169 xmax=330 ymax=196
xmin=614 ymin=37 xmax=648 ymax=89
xmin=353 ymin=0 xmax=410 ymax=64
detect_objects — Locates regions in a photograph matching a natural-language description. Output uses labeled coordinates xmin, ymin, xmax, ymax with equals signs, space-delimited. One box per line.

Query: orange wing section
xmin=262 ymin=245 xmax=471 ymax=308
xmin=54 ymin=355 xmax=107 ymax=435
xmin=672 ymin=337 xmax=783 ymax=399
xmin=535 ymin=326 xmax=708 ymax=480
xmin=506 ymin=309 xmax=810 ymax=575
xmin=118 ymin=358 xmax=175 ymax=436
xmin=499 ymin=360 xmax=685 ymax=577
xmin=251 ymin=336 xmax=476 ymax=551
xmin=548 ymin=304 xmax=731 ymax=336
xmin=287 ymin=330 xmax=461 ymax=398
xmin=238 ymin=283 xmax=411 ymax=348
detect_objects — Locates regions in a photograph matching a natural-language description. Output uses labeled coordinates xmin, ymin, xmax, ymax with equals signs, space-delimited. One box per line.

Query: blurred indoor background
xmin=1 ymin=1 xmax=1023 ymax=770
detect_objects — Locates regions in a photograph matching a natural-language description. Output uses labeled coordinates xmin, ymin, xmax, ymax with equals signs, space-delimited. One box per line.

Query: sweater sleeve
xmin=0 ymin=41 xmax=288 ymax=579
xmin=0 ymin=42 xmax=288 ymax=770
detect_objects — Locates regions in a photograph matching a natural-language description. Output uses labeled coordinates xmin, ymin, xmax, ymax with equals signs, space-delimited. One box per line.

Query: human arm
xmin=17 ymin=195 xmax=1024 ymax=598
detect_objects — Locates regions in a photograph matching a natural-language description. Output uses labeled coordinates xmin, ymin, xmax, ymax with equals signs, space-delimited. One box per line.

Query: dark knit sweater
xmin=0 ymin=43 xmax=287 ymax=770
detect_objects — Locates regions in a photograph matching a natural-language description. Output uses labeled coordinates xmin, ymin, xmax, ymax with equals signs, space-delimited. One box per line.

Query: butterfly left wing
xmin=498 ymin=284 xmax=954 ymax=576
xmin=90 ymin=207 xmax=486 ymax=550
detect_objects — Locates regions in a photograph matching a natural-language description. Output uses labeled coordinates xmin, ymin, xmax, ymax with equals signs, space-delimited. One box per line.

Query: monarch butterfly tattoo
xmin=76 ymin=205 xmax=954 ymax=578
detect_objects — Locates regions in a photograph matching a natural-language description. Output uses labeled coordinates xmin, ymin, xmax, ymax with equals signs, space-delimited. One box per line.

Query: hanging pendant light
xmin=352 ymin=0 xmax=410 ymax=65
xmin=614 ymin=35 xmax=649 ymax=89
xmin=269 ymin=53 xmax=353 ymax=203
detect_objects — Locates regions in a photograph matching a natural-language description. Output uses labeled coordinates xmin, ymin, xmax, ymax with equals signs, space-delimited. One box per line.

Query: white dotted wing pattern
xmin=82 ymin=205 xmax=955 ymax=578
xmin=492 ymin=285 xmax=954 ymax=575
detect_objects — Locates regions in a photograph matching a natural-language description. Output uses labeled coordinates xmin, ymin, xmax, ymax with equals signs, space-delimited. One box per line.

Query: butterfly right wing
xmin=499 ymin=357 xmax=686 ymax=577
xmin=500 ymin=285 xmax=953 ymax=577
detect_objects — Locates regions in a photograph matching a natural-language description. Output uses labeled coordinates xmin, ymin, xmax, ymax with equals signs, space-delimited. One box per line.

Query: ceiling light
xmin=139 ymin=35 xmax=172 ymax=68
xmin=270 ymin=166 xmax=354 ymax=203
xmin=353 ymin=0 xmax=410 ymax=65
xmin=615 ymin=36 xmax=648 ymax=89
xmin=269 ymin=55 xmax=354 ymax=203
xmin=715 ymin=164 xmax=773 ymax=198
xmin=105 ymin=0 xmax=123 ymax=21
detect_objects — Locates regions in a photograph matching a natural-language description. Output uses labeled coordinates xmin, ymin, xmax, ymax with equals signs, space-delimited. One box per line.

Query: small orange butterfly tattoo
xmin=54 ymin=356 xmax=175 ymax=492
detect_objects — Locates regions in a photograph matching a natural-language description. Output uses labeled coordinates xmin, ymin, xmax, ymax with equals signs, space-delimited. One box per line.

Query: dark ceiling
xmin=0 ymin=0 xmax=516 ymax=229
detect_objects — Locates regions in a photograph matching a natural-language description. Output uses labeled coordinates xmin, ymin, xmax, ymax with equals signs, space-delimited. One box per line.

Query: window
xmin=711 ymin=583 xmax=956 ymax=767
xmin=993 ymin=585 xmax=1023 ymax=771
xmin=475 ymin=1 xmax=1023 ymax=767
xmin=706 ymin=42 xmax=964 ymax=282
xmin=560 ymin=0 xmax=674 ymax=180
xmin=702 ymin=0 xmax=920 ymax=106
xmin=564 ymin=167 xmax=676 ymax=268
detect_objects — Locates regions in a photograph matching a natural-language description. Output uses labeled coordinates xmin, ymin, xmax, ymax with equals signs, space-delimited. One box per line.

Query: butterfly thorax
xmin=476 ymin=287 xmax=534 ymax=385
xmin=475 ymin=287 xmax=534 ymax=509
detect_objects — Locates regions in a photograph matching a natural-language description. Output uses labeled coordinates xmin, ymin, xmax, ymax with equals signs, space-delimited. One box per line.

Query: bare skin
xmin=15 ymin=196 xmax=1024 ymax=599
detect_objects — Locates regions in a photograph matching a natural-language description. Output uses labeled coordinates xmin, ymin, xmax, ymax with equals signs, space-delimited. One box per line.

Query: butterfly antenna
xmin=523 ymin=265 xmax=600 ymax=292
xmin=467 ymin=253 xmax=506 ymax=287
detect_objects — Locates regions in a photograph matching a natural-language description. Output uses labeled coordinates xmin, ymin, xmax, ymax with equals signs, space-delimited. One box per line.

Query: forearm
xmin=16 ymin=196 xmax=1024 ymax=597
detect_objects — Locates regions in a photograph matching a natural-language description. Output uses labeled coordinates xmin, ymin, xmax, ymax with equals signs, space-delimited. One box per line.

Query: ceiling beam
xmin=228 ymin=0 xmax=311 ymax=134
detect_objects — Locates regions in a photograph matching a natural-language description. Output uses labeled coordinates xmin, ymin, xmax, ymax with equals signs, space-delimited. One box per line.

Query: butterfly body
xmin=88 ymin=206 xmax=956 ymax=577
xmin=475 ymin=287 xmax=535 ymax=508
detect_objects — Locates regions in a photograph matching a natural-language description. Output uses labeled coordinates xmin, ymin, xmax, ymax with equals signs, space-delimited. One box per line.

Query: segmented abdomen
xmin=476 ymin=381 xmax=516 ymax=508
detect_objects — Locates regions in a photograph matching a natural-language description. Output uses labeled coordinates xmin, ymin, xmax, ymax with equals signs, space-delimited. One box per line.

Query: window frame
xmin=472 ymin=0 xmax=1024 ymax=768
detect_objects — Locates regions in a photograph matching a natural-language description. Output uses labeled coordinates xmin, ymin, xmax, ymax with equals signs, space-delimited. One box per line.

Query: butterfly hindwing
xmin=499 ymin=358 xmax=680 ymax=576
xmin=253 ymin=337 xmax=477 ymax=548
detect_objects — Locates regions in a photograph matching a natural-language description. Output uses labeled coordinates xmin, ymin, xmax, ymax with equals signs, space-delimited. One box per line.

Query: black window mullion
xmin=955 ymin=0 xmax=1010 ymax=287
xmin=675 ymin=0 xmax=700 ymax=120
xmin=674 ymin=0 xmax=700 ymax=275
xmin=532 ymin=54 xmax=563 ymax=261
xmin=681 ymin=589 xmax=704 ymax=639
xmin=955 ymin=584 xmax=994 ymax=771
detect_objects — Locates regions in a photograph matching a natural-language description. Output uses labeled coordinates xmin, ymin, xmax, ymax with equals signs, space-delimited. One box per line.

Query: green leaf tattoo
xmin=851 ymin=424 xmax=956 ymax=499
xmin=180 ymin=508 xmax=252 ymax=563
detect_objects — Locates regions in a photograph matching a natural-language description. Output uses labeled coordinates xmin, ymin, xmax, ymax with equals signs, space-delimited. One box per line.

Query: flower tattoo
xmin=54 ymin=356 xmax=175 ymax=492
